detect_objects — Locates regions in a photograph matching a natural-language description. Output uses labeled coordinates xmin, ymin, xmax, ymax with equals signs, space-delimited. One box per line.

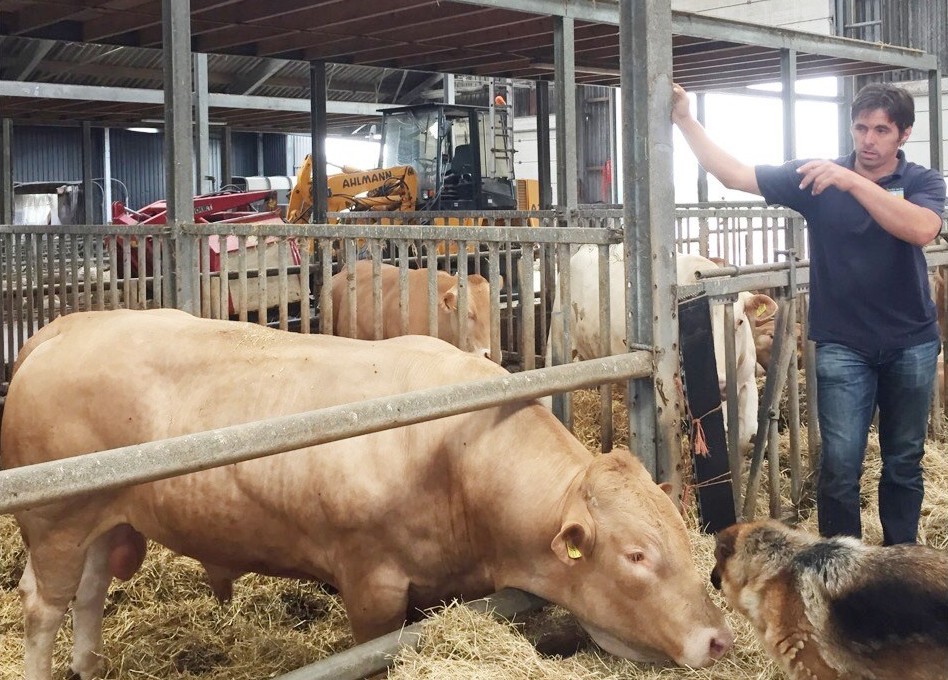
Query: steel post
xmin=193 ymin=53 xmax=211 ymax=193
xmin=2 ymin=119 xmax=13 ymax=224
xmin=162 ymin=0 xmax=197 ymax=313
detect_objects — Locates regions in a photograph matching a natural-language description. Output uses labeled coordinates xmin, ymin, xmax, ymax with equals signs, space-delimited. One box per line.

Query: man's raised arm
xmin=672 ymin=83 xmax=761 ymax=197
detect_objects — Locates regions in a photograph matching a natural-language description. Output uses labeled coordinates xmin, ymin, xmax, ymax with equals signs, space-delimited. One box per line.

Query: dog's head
xmin=710 ymin=521 xmax=810 ymax=607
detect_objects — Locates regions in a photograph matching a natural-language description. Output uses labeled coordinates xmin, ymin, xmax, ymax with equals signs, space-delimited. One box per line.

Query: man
xmin=672 ymin=82 xmax=946 ymax=545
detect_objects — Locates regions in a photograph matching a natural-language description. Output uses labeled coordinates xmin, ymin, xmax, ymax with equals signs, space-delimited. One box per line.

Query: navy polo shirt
xmin=756 ymin=151 xmax=946 ymax=354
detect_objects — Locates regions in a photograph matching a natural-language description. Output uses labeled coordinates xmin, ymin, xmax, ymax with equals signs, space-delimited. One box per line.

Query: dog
xmin=711 ymin=520 xmax=948 ymax=680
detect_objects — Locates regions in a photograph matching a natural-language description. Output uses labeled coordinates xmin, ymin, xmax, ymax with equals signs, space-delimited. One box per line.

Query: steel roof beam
xmin=454 ymin=0 xmax=936 ymax=71
xmin=0 ymin=80 xmax=397 ymax=114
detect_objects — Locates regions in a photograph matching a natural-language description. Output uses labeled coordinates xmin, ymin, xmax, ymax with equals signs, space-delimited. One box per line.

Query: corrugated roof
xmin=0 ymin=1 xmax=937 ymax=133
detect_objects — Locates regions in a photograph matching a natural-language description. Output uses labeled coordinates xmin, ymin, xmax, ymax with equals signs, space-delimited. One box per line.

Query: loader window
xmin=380 ymin=109 xmax=442 ymax=204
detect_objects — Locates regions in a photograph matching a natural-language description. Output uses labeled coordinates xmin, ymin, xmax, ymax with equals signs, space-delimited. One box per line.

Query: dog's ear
xmin=710 ymin=524 xmax=740 ymax=590
xmin=714 ymin=524 xmax=739 ymax=563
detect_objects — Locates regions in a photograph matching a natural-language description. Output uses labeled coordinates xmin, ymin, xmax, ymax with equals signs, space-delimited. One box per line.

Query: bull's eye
xmin=625 ymin=550 xmax=646 ymax=563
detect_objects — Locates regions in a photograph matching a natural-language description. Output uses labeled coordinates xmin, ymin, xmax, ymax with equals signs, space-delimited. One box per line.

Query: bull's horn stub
xmin=566 ymin=541 xmax=583 ymax=559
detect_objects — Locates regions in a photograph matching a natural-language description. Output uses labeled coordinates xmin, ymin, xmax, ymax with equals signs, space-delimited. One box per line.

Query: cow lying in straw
xmin=710 ymin=520 xmax=948 ymax=680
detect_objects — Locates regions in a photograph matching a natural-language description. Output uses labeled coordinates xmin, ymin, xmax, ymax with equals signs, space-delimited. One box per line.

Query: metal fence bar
xmin=201 ymin=236 xmax=211 ymax=317
xmin=518 ymin=243 xmax=535 ymax=370
xmin=488 ymin=242 xmax=502 ymax=364
xmin=598 ymin=242 xmax=613 ymax=452
xmin=425 ymin=240 xmax=438 ymax=340
xmin=319 ymin=238 xmax=333 ymax=335
xmin=70 ymin=235 xmax=80 ymax=312
xmin=0 ymin=352 xmax=652 ymax=515
xmin=299 ymin=238 xmax=311 ymax=335
xmin=256 ymin=237 xmax=267 ymax=324
xmin=219 ymin=234 xmax=230 ymax=320
xmin=3 ymin=234 xmax=12 ymax=378
xmin=278 ymin=238 xmax=289 ymax=331
xmin=273 ymin=589 xmax=546 ymax=680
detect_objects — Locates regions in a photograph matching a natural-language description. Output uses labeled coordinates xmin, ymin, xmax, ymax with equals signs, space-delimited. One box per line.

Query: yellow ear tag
xmin=756 ymin=304 xmax=767 ymax=318
xmin=566 ymin=542 xmax=583 ymax=559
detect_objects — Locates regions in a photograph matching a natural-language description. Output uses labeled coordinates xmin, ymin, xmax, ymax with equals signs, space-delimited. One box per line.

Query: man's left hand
xmin=796 ymin=160 xmax=859 ymax=195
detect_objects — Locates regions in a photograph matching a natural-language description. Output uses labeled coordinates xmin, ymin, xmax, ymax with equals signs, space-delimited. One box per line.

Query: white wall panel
xmin=672 ymin=0 xmax=833 ymax=34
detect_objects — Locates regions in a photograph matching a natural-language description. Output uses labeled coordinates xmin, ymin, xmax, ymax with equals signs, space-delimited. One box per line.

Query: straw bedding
xmin=1 ymin=387 xmax=946 ymax=679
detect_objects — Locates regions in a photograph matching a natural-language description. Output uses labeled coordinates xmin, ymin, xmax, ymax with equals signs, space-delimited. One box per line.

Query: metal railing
xmin=3 ymin=204 xmax=946 ymax=518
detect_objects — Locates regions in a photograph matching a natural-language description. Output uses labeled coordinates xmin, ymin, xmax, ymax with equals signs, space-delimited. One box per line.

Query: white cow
xmin=546 ymin=245 xmax=772 ymax=451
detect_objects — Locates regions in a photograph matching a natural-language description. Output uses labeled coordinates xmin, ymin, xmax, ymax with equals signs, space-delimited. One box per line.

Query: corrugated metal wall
xmin=231 ymin=132 xmax=259 ymax=176
xmin=12 ymin=126 xmax=106 ymax=221
xmin=262 ymin=134 xmax=287 ymax=175
xmin=12 ymin=126 xmax=104 ymax=183
xmin=844 ymin=0 xmax=947 ymax=83
xmin=880 ymin=0 xmax=947 ymax=82
xmin=109 ymin=129 xmax=165 ymax=209
xmin=12 ymin=125 xmax=293 ymax=214
xmin=230 ymin=132 xmax=288 ymax=176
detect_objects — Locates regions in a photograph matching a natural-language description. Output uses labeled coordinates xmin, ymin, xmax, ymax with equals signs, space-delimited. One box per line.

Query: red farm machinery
xmin=111 ymin=189 xmax=303 ymax=318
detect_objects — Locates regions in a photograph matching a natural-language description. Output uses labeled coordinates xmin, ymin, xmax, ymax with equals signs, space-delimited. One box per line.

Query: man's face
xmin=850 ymin=108 xmax=910 ymax=176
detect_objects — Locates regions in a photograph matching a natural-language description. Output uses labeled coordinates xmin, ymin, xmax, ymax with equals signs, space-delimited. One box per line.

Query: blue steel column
xmin=162 ymin=0 xmax=197 ymax=313
xmin=1 ymin=119 xmax=11 ymax=224
xmin=81 ymin=122 xmax=94 ymax=224
xmin=929 ymin=70 xmax=944 ymax=172
xmin=696 ymin=93 xmax=709 ymax=203
xmin=309 ymin=61 xmax=329 ymax=224
xmin=838 ymin=77 xmax=855 ymax=156
xmin=553 ymin=18 xmax=578 ymax=211
xmin=620 ymin=0 xmax=678 ymax=482
xmin=551 ymin=16 xmax=578 ymax=426
xmin=193 ymin=53 xmax=211 ymax=194
xmin=535 ymin=81 xmax=553 ymax=210
xmin=221 ymin=126 xmax=233 ymax=187
xmin=781 ymin=50 xmax=797 ymax=161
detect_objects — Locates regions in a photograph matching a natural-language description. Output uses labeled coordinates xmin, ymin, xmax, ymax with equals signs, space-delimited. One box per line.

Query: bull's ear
xmin=745 ymin=293 xmax=777 ymax=326
xmin=657 ymin=482 xmax=688 ymax=518
xmin=440 ymin=286 xmax=459 ymax=312
xmin=552 ymin=520 xmax=595 ymax=565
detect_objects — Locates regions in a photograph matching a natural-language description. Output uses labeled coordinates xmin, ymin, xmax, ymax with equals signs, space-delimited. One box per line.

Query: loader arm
xmin=286 ymin=155 xmax=418 ymax=223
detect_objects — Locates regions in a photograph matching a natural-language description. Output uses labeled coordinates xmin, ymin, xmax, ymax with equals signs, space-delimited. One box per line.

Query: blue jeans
xmin=815 ymin=339 xmax=939 ymax=545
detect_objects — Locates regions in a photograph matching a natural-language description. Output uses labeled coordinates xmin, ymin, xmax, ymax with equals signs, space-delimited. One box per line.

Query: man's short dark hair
xmin=851 ymin=83 xmax=915 ymax=133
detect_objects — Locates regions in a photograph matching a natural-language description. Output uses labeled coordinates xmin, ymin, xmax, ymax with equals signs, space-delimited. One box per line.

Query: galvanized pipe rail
xmin=185 ymin=221 xmax=620 ymax=246
xmin=0 ymin=351 xmax=651 ymax=515
xmin=273 ymin=588 xmax=547 ymax=680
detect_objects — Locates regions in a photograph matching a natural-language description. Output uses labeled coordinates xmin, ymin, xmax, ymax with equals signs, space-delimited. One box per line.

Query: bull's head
xmin=550 ymin=451 xmax=733 ymax=667
xmin=439 ymin=273 xmax=502 ymax=358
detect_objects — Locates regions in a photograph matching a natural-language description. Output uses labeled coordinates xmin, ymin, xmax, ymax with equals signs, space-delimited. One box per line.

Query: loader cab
xmin=378 ymin=103 xmax=517 ymax=211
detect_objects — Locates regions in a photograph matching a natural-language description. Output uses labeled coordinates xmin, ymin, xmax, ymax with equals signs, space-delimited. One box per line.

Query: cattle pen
xmin=2 ymin=0 xmax=948 ymax=678
xmin=1 ymin=204 xmax=948 ymax=680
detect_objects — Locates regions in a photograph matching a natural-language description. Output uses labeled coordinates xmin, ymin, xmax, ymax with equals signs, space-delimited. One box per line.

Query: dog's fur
xmin=711 ymin=520 xmax=948 ymax=680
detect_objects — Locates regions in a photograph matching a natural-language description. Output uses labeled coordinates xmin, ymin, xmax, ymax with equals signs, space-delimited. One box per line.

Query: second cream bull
xmin=545 ymin=245 xmax=774 ymax=450
xmin=331 ymin=261 xmax=496 ymax=357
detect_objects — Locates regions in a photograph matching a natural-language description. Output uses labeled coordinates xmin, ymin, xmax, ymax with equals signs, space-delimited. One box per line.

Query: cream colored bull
xmin=3 ymin=309 xmax=732 ymax=679
xmin=545 ymin=245 xmax=774 ymax=451
xmin=331 ymin=260 xmax=496 ymax=357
